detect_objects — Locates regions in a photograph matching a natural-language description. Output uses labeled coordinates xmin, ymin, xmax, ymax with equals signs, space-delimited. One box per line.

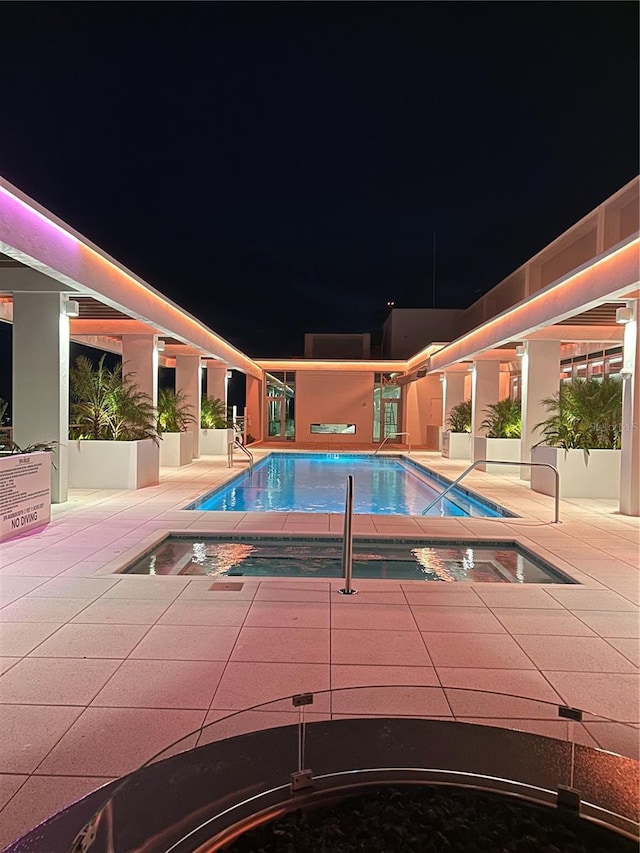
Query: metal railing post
xmin=339 ymin=475 xmax=357 ymax=595
xmin=374 ymin=431 xmax=412 ymax=455
xmin=421 ymin=460 xmax=561 ymax=524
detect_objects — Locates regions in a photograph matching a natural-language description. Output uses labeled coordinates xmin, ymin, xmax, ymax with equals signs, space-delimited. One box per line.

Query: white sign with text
xmin=0 ymin=452 xmax=52 ymax=542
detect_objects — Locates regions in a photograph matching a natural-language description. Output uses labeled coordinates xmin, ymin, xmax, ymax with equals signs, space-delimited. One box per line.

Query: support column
xmin=12 ymin=292 xmax=69 ymax=502
xmin=205 ymin=361 xmax=228 ymax=407
xmin=520 ymin=340 xmax=561 ymax=480
xmin=471 ymin=360 xmax=500 ymax=462
xmin=620 ymin=300 xmax=639 ymax=516
xmin=175 ymin=355 xmax=201 ymax=459
xmin=246 ymin=375 xmax=263 ymax=442
xmin=121 ymin=335 xmax=158 ymax=409
xmin=442 ymin=372 xmax=466 ymax=427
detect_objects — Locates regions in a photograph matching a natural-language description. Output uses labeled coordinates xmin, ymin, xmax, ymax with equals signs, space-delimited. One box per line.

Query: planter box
xmin=68 ymin=439 xmax=160 ymax=490
xmin=200 ymin=428 xmax=233 ymax=455
xmin=160 ymin=431 xmax=194 ymax=467
xmin=473 ymin=437 xmax=521 ymax=474
xmin=531 ymin=445 xmax=621 ymax=499
xmin=442 ymin=431 xmax=471 ymax=460
xmin=0 ymin=451 xmax=52 ymax=541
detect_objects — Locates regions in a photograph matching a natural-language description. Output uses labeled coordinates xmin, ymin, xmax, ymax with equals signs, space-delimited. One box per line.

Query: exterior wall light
xmin=156 ymin=340 xmax=166 ymax=351
xmin=63 ymin=299 xmax=80 ymax=317
xmin=515 ymin=345 xmax=525 ymax=357
xmin=616 ymin=306 xmax=633 ymax=324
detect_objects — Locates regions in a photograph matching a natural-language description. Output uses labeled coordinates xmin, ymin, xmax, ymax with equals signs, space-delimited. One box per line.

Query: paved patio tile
xmin=0 ymin=578 xmax=49 ymax=605
xmin=331 ymin=664 xmax=439 ymax=689
xmin=24 ymin=577 xmax=119 ymax=599
xmin=71 ymin=598 xmax=171 ymax=624
xmin=544 ymin=588 xmax=638 ymax=611
xmin=542 ymin=671 xmax=640 ymax=722
xmin=198 ymin=709 xmax=329 ymax=746
xmin=101 ymin=577 xmax=188 ymax=600
xmin=0 ymin=623 xmax=63 ymax=656
xmin=455 ymin=717 xmax=598 ymax=748
xmin=231 ymin=626 xmax=329 ymax=663
xmin=474 ymin=588 xmax=562 ymax=609
xmin=253 ymin=586 xmax=330 ymax=602
xmin=91 ymin=659 xmax=225 ymax=709
xmin=0 ymin=597 xmax=91 ymax=623
xmin=582 ymin=721 xmax=640 ymax=759
xmin=36 ymin=707 xmax=205 ymax=776
xmin=0 ymin=774 xmax=27 ymax=812
xmin=570 ymin=610 xmax=640 ymax=638
xmin=128 ymin=624 xmax=240 ymax=660
xmin=331 ymin=602 xmax=415 ymax=631
xmin=0 ymin=659 xmax=19 ymax=676
xmin=177 ymin=581 xmax=259 ymax=601
xmin=245 ymin=601 xmax=329 ymax=628
xmin=332 ymin=629 xmax=432 ymax=667
xmin=401 ymin=589 xmax=485 ymax=607
xmin=331 ymin=685 xmax=451 ymax=717
xmin=29 ymin=623 xmax=150 ymax=659
xmin=421 ymin=632 xmax=536 ymax=669
xmin=412 ymin=606 xmax=506 ymax=633
xmin=211 ymin=661 xmax=330 ymax=710
xmin=513 ymin=634 xmax=637 ymax=673
xmin=435 ymin=667 xmax=562 ymax=703
xmin=605 ymin=638 xmax=640 ymax=666
xmin=0 ymin=705 xmax=85 ymax=773
xmin=0 ymin=658 xmax=121 ymax=706
xmin=491 ymin=608 xmax=597 ymax=636
xmin=0 ymin=774 xmax=114 ymax=852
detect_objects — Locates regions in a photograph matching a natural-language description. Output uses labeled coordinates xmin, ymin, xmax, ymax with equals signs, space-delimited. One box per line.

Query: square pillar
xmin=12 ymin=292 xmax=69 ymax=502
xmin=175 ymin=355 xmax=201 ymax=459
xmin=520 ymin=340 xmax=561 ymax=480
xmin=205 ymin=361 xmax=228 ymax=407
xmin=121 ymin=335 xmax=158 ymax=408
xmin=442 ymin=372 xmax=466 ymax=427
xmin=471 ymin=361 xmax=500 ymax=462
xmin=246 ymin=375 xmax=263 ymax=442
xmin=620 ymin=300 xmax=639 ymax=516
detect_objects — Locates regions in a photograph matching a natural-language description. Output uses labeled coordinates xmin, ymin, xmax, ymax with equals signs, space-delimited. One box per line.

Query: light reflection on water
xmin=126 ymin=539 xmax=567 ymax=584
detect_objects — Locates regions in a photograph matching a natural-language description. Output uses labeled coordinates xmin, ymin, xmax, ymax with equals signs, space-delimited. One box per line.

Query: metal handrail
xmin=339 ymin=475 xmax=356 ymax=595
xmin=421 ymin=460 xmax=561 ymax=524
xmin=374 ymin=431 xmax=412 ymax=455
xmin=234 ymin=437 xmax=254 ymax=471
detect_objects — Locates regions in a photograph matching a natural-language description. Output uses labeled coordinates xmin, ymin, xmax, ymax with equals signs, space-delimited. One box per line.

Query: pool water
xmin=187 ymin=453 xmax=512 ymax=518
xmin=125 ymin=537 xmax=573 ymax=584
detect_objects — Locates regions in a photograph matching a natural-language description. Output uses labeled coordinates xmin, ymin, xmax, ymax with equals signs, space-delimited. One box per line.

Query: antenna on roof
xmin=432 ymin=232 xmax=437 ymax=308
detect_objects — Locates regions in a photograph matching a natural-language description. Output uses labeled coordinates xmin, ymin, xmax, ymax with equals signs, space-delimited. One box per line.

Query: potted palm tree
xmin=68 ymin=355 xmax=160 ymax=489
xmin=199 ymin=395 xmax=233 ymax=455
xmin=531 ymin=377 xmax=622 ymax=498
xmin=157 ymin=387 xmax=197 ymax=466
xmin=474 ymin=398 xmax=522 ymax=474
xmin=442 ymin=399 xmax=472 ymax=459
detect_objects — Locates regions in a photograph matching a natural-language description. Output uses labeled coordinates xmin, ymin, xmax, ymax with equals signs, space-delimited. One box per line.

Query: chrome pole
xmin=339 ymin=475 xmax=357 ymax=595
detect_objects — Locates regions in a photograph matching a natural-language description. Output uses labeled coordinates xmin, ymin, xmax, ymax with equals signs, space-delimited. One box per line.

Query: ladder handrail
xmin=421 ymin=460 xmax=561 ymax=524
xmin=338 ymin=474 xmax=356 ymax=595
xmin=234 ymin=437 xmax=254 ymax=471
xmin=374 ymin=431 xmax=412 ymax=455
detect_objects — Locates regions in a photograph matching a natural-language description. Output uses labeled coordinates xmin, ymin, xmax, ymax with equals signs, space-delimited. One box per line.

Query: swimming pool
xmin=187 ymin=453 xmax=513 ymax=518
xmin=124 ymin=536 xmax=573 ymax=583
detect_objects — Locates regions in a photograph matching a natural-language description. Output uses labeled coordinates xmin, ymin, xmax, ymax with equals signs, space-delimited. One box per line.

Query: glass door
xmin=382 ymin=399 xmax=399 ymax=439
xmin=267 ymin=397 xmax=285 ymax=439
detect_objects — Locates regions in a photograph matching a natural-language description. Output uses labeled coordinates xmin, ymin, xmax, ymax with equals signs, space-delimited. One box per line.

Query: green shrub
xmin=534 ymin=377 xmax=622 ymax=451
xmin=481 ymin=398 xmax=521 ymax=438
xmin=200 ymin=396 xmax=227 ymax=429
xmin=157 ymin=388 xmax=196 ymax=434
xmin=446 ymin=399 xmax=472 ymax=433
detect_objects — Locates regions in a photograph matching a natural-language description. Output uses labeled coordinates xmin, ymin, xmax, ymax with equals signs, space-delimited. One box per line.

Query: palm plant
xmin=200 ymin=395 xmax=228 ymax=429
xmin=534 ymin=377 xmax=622 ymax=452
xmin=69 ymin=355 xmax=158 ymax=443
xmin=481 ymin=398 xmax=521 ymax=438
xmin=157 ymin=388 xmax=196 ymax=434
xmin=446 ymin=399 xmax=472 ymax=433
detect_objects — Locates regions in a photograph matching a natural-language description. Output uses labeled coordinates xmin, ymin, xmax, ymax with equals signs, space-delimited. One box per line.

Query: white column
xmin=12 ymin=292 xmax=69 ymax=502
xmin=175 ymin=355 xmax=201 ymax=459
xmin=205 ymin=361 xmax=228 ymax=407
xmin=620 ymin=300 xmax=639 ymax=516
xmin=471 ymin=360 xmax=500 ymax=462
xmin=121 ymin=335 xmax=158 ymax=409
xmin=520 ymin=340 xmax=561 ymax=480
xmin=442 ymin=372 xmax=466 ymax=427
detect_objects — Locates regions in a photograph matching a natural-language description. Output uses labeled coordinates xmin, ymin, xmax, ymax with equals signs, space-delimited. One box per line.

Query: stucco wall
xmin=404 ymin=375 xmax=443 ymax=448
xmin=245 ymin=376 xmax=262 ymax=442
xmin=295 ymin=370 xmax=374 ymax=443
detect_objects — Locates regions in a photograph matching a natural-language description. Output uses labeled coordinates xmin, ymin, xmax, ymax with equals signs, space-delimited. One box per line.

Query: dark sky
xmin=0 ymin=2 xmax=638 ymax=362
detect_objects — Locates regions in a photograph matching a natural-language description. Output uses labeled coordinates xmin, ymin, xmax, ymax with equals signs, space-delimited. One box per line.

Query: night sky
xmin=0 ymin=2 xmax=638 ymax=369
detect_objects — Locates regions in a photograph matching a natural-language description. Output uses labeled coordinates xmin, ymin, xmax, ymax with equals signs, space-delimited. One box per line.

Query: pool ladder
xmin=339 ymin=475 xmax=357 ymax=595
xmin=227 ymin=436 xmax=254 ymax=471
xmin=420 ymin=459 xmax=561 ymax=524
xmin=374 ymin=431 xmax=411 ymax=454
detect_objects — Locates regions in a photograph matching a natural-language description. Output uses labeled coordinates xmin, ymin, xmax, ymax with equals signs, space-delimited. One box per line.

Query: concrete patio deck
xmin=0 ymin=448 xmax=638 ymax=848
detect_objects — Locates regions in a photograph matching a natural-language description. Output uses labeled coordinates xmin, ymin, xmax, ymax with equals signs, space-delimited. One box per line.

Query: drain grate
xmin=208 ymin=582 xmax=244 ymax=591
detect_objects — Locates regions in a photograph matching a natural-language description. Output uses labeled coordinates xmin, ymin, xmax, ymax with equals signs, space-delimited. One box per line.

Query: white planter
xmin=531 ymin=445 xmax=621 ymax=499
xmin=160 ymin=431 xmax=194 ymax=467
xmin=442 ymin=431 xmax=472 ymax=459
xmin=200 ymin=428 xmax=233 ymax=455
xmin=473 ymin=437 xmax=521 ymax=474
xmin=68 ymin=439 xmax=160 ymax=489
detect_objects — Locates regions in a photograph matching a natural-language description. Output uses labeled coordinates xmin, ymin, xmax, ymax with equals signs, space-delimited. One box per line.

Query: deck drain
xmin=209 ymin=582 xmax=244 ymax=591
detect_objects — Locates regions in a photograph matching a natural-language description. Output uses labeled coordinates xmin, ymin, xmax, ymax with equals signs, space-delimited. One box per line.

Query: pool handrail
xmin=339 ymin=474 xmax=357 ymax=595
xmin=374 ymin=431 xmax=411 ymax=455
xmin=227 ymin=437 xmax=254 ymax=471
xmin=421 ymin=459 xmax=561 ymax=524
